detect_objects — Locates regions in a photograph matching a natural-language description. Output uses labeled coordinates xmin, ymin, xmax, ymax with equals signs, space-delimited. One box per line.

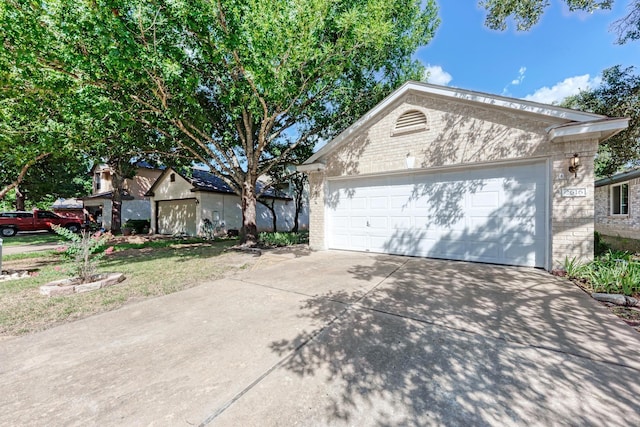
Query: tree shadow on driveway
xmin=234 ymin=256 xmax=640 ymax=426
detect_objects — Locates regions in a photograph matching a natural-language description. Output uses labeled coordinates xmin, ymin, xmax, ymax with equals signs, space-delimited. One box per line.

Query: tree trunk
xmin=290 ymin=174 xmax=307 ymax=233
xmin=292 ymin=193 xmax=302 ymax=233
xmin=241 ymin=177 xmax=258 ymax=245
xmin=15 ymin=186 xmax=25 ymax=211
xmin=258 ymin=199 xmax=277 ymax=232
xmin=110 ymin=168 xmax=124 ymax=234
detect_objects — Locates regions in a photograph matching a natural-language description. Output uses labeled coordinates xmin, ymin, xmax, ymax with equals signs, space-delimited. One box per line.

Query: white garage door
xmin=157 ymin=199 xmax=197 ymax=236
xmin=327 ymin=163 xmax=547 ymax=267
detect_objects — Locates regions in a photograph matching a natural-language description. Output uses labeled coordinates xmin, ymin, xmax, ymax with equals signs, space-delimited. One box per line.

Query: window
xmin=95 ymin=173 xmax=101 ymax=191
xmin=37 ymin=211 xmax=59 ymax=219
xmin=170 ymin=173 xmax=176 ymax=182
xmin=611 ymin=183 xmax=629 ymax=215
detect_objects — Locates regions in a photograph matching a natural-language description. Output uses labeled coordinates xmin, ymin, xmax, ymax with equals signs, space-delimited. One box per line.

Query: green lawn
xmin=0 ymin=237 xmax=253 ymax=337
xmin=1 ymin=232 xmax=62 ymax=246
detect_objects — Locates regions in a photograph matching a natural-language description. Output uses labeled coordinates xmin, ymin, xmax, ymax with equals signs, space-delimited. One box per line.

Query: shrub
xmin=123 ymin=219 xmax=150 ymax=234
xmin=52 ymin=225 xmax=111 ymax=283
xmin=259 ymin=231 xmax=309 ymax=247
xmin=594 ymin=231 xmax=609 ymax=256
xmin=586 ymin=250 xmax=640 ymax=296
xmin=563 ymin=256 xmax=587 ymax=279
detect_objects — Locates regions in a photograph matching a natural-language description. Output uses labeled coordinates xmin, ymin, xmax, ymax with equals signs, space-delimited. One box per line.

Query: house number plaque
xmin=561 ymin=188 xmax=587 ymax=197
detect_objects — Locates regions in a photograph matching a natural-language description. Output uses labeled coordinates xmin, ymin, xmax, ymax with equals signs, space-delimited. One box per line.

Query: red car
xmin=0 ymin=210 xmax=82 ymax=237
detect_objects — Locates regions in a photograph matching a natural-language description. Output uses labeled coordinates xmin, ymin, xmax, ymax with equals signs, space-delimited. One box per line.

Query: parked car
xmin=0 ymin=210 xmax=82 ymax=237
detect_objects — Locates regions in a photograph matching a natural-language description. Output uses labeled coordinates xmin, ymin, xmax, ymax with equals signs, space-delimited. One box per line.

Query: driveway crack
xmin=199 ymin=259 xmax=409 ymax=425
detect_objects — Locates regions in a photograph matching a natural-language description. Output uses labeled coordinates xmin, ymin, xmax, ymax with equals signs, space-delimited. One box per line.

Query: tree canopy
xmin=21 ymin=0 xmax=438 ymax=241
xmin=480 ymin=0 xmax=613 ymax=30
xmin=562 ymin=66 xmax=640 ymax=176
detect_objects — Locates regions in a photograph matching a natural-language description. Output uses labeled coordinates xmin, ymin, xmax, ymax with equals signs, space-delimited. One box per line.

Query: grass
xmin=2 ymin=250 xmax=59 ymax=261
xmin=1 ymin=232 xmax=62 ymax=246
xmin=0 ymin=237 xmax=255 ymax=337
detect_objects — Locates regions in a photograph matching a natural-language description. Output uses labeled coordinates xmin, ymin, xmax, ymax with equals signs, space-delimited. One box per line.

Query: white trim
xmin=296 ymin=163 xmax=326 ymax=172
xmin=305 ymin=80 xmax=606 ymax=165
xmin=548 ymin=118 xmax=629 ymax=143
xmin=325 ymin=156 xmax=550 ymax=182
xmin=544 ymin=158 xmax=551 ymax=272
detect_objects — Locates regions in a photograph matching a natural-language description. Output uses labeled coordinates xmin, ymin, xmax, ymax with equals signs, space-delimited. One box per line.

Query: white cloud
xmin=511 ymin=66 xmax=527 ymax=85
xmin=423 ymin=64 xmax=452 ymax=86
xmin=503 ymin=66 xmax=527 ymax=95
xmin=524 ymin=74 xmax=602 ymax=104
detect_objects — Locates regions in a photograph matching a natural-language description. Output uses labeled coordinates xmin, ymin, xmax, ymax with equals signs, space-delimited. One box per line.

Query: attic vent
xmin=393 ymin=110 xmax=427 ymax=135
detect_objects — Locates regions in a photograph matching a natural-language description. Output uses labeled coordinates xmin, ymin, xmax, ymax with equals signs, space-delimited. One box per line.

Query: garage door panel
xmin=327 ymin=162 xmax=547 ymax=268
xmin=350 ymin=216 xmax=368 ymax=228
xmin=369 ymin=197 xmax=388 ymax=210
xmin=158 ymin=200 xmax=197 ymax=236
xmin=350 ymin=197 xmax=367 ymax=210
xmin=390 ymin=216 xmax=411 ymax=230
xmin=470 ymin=191 xmax=501 ymax=208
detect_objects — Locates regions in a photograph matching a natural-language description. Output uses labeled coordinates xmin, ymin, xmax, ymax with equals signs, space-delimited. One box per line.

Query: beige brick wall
xmin=307 ymin=171 xmax=326 ymax=250
xmin=550 ymin=141 xmax=598 ymax=267
xmin=307 ymin=90 xmax=599 ymax=269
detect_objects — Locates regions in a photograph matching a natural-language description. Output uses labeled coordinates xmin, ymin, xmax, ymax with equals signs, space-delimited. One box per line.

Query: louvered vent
xmin=394 ymin=110 xmax=427 ymax=134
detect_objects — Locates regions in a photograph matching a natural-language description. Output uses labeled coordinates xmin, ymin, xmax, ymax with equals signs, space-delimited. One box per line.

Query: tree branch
xmin=0 ymin=152 xmax=51 ymax=199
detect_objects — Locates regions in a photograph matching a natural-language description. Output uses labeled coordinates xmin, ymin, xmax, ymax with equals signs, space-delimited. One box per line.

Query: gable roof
xmin=595 ymin=168 xmax=640 ymax=187
xmin=146 ymin=168 xmax=291 ymax=200
xmin=51 ymin=198 xmax=84 ymax=209
xmin=303 ymin=80 xmax=628 ymax=166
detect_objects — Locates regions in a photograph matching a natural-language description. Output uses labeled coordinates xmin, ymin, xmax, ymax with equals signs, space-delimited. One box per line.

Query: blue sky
xmin=417 ymin=1 xmax=640 ymax=104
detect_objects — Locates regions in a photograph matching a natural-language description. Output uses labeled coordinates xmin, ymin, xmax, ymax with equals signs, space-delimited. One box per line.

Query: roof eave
xmin=304 ymin=80 xmax=607 ymax=165
xmin=548 ymin=118 xmax=629 ymax=143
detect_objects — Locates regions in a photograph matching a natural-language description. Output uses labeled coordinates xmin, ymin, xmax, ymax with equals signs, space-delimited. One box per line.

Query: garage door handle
xmin=366 ymin=221 xmax=370 ymax=227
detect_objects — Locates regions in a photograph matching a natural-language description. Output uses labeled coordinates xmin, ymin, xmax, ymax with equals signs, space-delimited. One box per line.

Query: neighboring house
xmin=145 ymin=168 xmax=306 ymax=236
xmin=299 ymin=81 xmax=628 ymax=270
xmin=51 ymin=197 xmax=84 ymax=220
xmin=595 ymin=169 xmax=640 ymax=239
xmin=82 ymin=163 xmax=163 ymax=230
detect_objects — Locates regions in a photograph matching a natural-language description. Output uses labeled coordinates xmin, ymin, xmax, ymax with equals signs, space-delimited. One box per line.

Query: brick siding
xmin=595 ymin=178 xmax=640 ymax=239
xmin=307 ymin=91 xmax=599 ymax=268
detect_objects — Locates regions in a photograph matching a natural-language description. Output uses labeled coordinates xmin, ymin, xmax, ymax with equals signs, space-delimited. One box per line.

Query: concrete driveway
xmin=1 ymin=251 xmax=639 ymax=426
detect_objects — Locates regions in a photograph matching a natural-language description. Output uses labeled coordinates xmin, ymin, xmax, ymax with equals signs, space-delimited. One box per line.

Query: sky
xmin=417 ymin=1 xmax=640 ymax=104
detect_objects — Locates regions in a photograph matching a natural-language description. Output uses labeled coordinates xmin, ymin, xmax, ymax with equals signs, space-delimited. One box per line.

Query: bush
xmin=563 ymin=250 xmax=640 ymax=296
xmin=123 ymin=219 xmax=150 ymax=234
xmin=586 ymin=250 xmax=640 ymax=296
xmin=259 ymin=231 xmax=309 ymax=247
xmin=594 ymin=231 xmax=609 ymax=256
xmin=52 ymin=225 xmax=112 ymax=283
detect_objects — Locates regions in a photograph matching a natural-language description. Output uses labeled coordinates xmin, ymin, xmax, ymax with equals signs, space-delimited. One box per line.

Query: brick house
xmin=298 ymin=81 xmax=628 ymax=270
xmin=82 ymin=162 xmax=163 ymax=230
xmin=595 ymin=169 xmax=640 ymax=239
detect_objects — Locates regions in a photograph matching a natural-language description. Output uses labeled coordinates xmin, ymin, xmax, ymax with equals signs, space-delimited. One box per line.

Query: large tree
xmin=612 ymin=0 xmax=640 ymax=43
xmin=562 ymin=66 xmax=640 ymax=176
xmin=34 ymin=0 xmax=438 ymax=243
xmin=480 ymin=0 xmax=614 ymax=30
